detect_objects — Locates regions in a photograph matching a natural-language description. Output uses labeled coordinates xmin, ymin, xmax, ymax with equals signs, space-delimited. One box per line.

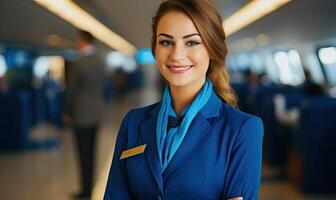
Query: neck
xmin=170 ymin=78 xmax=206 ymax=116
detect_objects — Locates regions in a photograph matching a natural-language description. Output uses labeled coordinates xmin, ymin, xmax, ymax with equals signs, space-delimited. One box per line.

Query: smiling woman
xmin=104 ymin=0 xmax=264 ymax=200
xmin=154 ymin=11 xmax=211 ymax=114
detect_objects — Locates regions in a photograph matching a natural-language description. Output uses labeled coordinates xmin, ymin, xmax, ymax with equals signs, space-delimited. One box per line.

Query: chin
xmin=166 ymin=77 xmax=198 ymax=88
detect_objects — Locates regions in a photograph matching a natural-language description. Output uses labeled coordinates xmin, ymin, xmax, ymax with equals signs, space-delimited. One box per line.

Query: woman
xmin=104 ymin=0 xmax=263 ymax=199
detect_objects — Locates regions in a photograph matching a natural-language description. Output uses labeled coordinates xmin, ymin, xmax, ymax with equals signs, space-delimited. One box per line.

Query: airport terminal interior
xmin=1 ymin=0 xmax=336 ymax=199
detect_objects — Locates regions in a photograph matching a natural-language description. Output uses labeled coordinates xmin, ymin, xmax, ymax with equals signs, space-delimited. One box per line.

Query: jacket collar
xmin=199 ymin=90 xmax=222 ymax=118
xmin=140 ymin=90 xmax=222 ymax=187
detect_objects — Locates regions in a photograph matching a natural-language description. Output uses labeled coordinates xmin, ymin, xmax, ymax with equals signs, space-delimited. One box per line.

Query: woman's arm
xmin=222 ymin=116 xmax=264 ymax=200
xmin=104 ymin=111 xmax=134 ymax=200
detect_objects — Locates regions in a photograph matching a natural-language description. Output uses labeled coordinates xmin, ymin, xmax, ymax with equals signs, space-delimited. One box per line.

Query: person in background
xmin=0 ymin=76 xmax=8 ymax=92
xmin=301 ymin=69 xmax=325 ymax=96
xmin=63 ymin=30 xmax=105 ymax=200
xmin=104 ymin=0 xmax=264 ymax=199
xmin=273 ymin=68 xmax=326 ymax=127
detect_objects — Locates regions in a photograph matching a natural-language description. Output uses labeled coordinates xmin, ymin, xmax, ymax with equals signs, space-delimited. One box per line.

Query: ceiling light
xmin=223 ymin=0 xmax=291 ymax=36
xmin=34 ymin=0 xmax=137 ymax=55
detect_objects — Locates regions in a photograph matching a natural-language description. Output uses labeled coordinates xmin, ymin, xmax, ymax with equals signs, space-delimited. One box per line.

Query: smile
xmin=167 ymin=65 xmax=193 ymax=74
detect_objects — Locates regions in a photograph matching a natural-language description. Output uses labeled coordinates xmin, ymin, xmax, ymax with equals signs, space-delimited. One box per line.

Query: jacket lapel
xmin=162 ymin=91 xmax=222 ymax=180
xmin=138 ymin=91 xmax=222 ymax=185
xmin=162 ymin=113 xmax=212 ymax=179
xmin=139 ymin=104 xmax=163 ymax=188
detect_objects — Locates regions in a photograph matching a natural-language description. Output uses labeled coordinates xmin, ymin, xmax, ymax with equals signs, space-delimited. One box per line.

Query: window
xmin=106 ymin=51 xmax=136 ymax=73
xmin=273 ymin=50 xmax=305 ymax=85
xmin=251 ymin=53 xmax=265 ymax=74
xmin=0 ymin=55 xmax=7 ymax=77
xmin=318 ymin=47 xmax=336 ymax=86
xmin=33 ymin=56 xmax=65 ymax=79
xmin=236 ymin=53 xmax=250 ymax=71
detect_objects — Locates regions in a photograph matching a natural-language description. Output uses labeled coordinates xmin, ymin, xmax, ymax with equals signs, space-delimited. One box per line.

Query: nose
xmin=170 ymin=43 xmax=186 ymax=61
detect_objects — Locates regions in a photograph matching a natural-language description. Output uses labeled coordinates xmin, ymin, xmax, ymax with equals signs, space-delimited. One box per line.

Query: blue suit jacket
xmin=104 ymin=91 xmax=263 ymax=200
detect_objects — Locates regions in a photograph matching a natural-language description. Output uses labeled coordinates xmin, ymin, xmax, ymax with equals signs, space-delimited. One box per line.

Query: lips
xmin=167 ymin=64 xmax=193 ymax=74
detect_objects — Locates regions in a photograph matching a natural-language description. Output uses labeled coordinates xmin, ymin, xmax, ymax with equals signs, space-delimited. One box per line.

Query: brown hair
xmin=151 ymin=0 xmax=237 ymax=107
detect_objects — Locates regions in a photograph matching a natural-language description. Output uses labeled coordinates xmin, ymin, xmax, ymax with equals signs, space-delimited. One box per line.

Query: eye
xmin=186 ymin=40 xmax=200 ymax=47
xmin=158 ymin=40 xmax=173 ymax=46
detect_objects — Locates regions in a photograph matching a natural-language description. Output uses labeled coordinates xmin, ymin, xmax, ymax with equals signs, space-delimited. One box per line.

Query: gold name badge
xmin=120 ymin=144 xmax=147 ymax=160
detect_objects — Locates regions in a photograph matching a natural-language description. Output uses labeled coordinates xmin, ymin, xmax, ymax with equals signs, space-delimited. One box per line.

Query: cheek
xmin=155 ymin=51 xmax=168 ymax=77
xmin=190 ymin=49 xmax=210 ymax=70
xmin=155 ymin=47 xmax=166 ymax=66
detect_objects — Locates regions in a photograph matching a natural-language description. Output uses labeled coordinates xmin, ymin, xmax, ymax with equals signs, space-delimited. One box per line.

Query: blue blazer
xmin=104 ymin=91 xmax=264 ymax=200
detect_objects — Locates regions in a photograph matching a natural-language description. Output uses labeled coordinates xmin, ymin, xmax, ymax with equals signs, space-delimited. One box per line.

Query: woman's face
xmin=155 ymin=11 xmax=210 ymax=89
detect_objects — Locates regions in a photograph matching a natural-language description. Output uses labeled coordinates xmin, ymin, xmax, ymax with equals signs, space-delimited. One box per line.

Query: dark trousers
xmin=74 ymin=125 xmax=97 ymax=196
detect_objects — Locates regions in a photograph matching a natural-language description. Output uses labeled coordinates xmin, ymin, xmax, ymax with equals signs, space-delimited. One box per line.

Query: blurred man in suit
xmin=64 ymin=30 xmax=105 ymax=199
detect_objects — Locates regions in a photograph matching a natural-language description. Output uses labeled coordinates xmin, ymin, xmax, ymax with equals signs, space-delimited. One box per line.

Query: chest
xmin=124 ymin=128 xmax=233 ymax=200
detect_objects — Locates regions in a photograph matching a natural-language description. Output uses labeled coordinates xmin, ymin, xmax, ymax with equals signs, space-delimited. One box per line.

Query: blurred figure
xmin=258 ymin=72 xmax=273 ymax=88
xmin=0 ymin=76 xmax=8 ymax=92
xmin=274 ymin=68 xmax=325 ymax=126
xmin=301 ymin=69 xmax=325 ymax=96
xmin=244 ymin=69 xmax=260 ymax=91
xmin=241 ymin=69 xmax=261 ymax=114
xmin=63 ymin=30 xmax=105 ymax=199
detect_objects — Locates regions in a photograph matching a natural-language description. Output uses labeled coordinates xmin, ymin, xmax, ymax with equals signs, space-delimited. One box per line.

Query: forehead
xmin=157 ymin=11 xmax=199 ymax=37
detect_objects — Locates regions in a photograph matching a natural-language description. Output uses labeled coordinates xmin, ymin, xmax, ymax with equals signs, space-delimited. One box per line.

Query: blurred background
xmin=0 ymin=0 xmax=336 ymax=199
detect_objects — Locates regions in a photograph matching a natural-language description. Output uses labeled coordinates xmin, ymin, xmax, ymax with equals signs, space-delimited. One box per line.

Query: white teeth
xmin=174 ymin=67 xmax=190 ymax=71
xmin=169 ymin=65 xmax=192 ymax=71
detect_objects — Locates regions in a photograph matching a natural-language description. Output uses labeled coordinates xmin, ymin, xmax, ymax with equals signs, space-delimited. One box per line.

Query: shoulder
xmin=201 ymin=91 xmax=263 ymax=136
xmin=223 ymin=103 xmax=262 ymax=127
xmin=117 ymin=102 xmax=160 ymax=145
xmin=218 ymin=101 xmax=264 ymax=141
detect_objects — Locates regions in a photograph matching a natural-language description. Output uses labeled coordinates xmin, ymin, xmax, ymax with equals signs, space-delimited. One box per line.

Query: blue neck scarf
xmin=156 ymin=79 xmax=213 ymax=172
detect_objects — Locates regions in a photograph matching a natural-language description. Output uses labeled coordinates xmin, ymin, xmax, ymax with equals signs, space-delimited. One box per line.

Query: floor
xmin=0 ymin=89 xmax=335 ymax=200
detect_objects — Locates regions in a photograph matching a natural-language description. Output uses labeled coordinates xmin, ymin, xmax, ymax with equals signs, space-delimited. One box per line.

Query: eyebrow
xmin=157 ymin=33 xmax=201 ymax=39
